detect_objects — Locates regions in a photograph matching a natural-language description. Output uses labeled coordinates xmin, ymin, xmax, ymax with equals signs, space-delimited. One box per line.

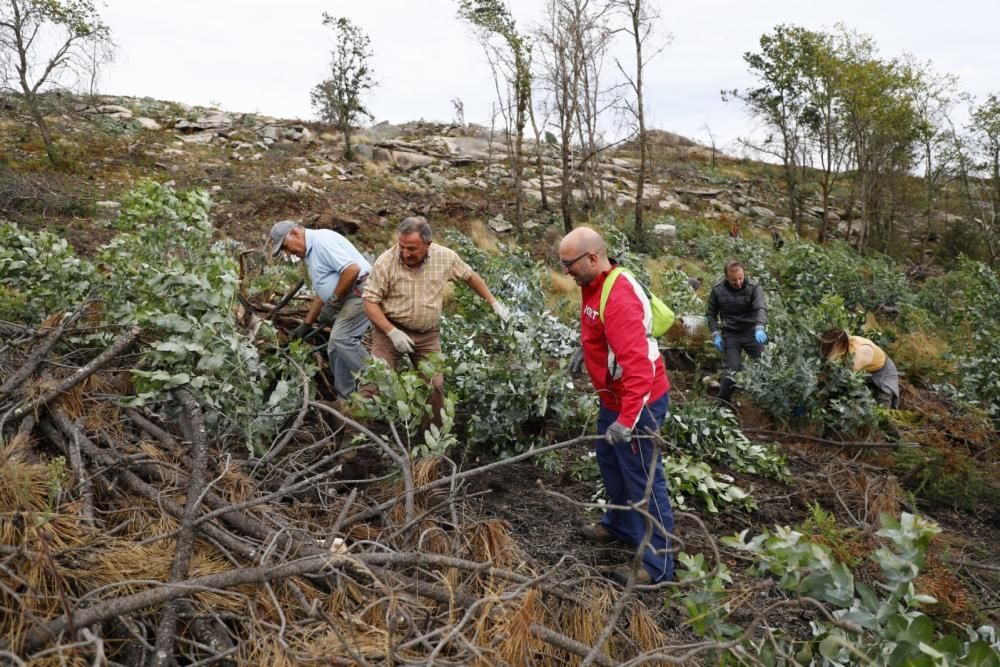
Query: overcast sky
xmin=97 ymin=0 xmax=998 ymax=153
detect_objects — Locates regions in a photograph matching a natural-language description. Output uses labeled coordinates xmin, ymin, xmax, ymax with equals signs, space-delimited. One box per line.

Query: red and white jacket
xmin=580 ymin=267 xmax=670 ymax=427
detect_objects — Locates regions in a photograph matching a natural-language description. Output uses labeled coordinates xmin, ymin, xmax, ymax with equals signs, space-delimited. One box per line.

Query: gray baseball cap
xmin=269 ymin=220 xmax=298 ymax=257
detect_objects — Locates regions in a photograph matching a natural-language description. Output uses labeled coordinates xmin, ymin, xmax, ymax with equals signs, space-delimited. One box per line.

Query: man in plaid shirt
xmin=362 ymin=216 xmax=509 ymax=424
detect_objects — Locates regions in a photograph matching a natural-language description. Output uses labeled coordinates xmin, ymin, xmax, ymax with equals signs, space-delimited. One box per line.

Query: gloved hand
xmin=605 ymin=421 xmax=632 ymax=445
xmin=491 ymin=300 xmax=510 ymax=323
xmin=568 ymin=347 xmax=584 ymax=376
xmin=318 ymin=298 xmax=343 ymax=324
xmin=290 ymin=323 xmax=315 ymax=341
xmin=387 ymin=327 xmax=415 ymax=354
xmin=754 ymin=327 xmax=768 ymax=345
xmin=713 ymin=333 xmax=724 ymax=352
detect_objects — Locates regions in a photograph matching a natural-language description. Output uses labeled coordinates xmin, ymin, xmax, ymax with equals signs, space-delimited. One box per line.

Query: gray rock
xmin=393 ymin=151 xmax=434 ymax=171
xmin=658 ymin=198 xmax=691 ymax=213
xmin=94 ymin=201 xmax=120 ymax=218
xmin=615 ymin=194 xmax=636 ymax=208
xmin=488 ymin=215 xmax=513 ymax=233
xmin=675 ymin=187 xmax=723 ymax=198
xmin=175 ymin=113 xmax=232 ymax=132
xmin=292 ymin=167 xmax=309 ymax=176
xmin=135 ymin=117 xmax=160 ymax=130
xmin=351 ymin=144 xmax=374 ymax=161
xmin=749 ymin=205 xmax=775 ymax=219
xmin=96 ymin=104 xmax=132 ymax=118
xmin=652 ymin=223 xmax=677 ymax=242
xmin=709 ymin=199 xmax=738 ymax=214
xmin=179 ymin=131 xmax=216 ymax=144
xmin=371 ymin=147 xmax=393 ymax=162
xmin=260 ymin=125 xmax=281 ymax=141
xmin=368 ymin=121 xmax=404 ymax=140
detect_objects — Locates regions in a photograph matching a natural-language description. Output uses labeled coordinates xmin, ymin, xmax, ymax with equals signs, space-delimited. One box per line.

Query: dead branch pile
xmin=0 ymin=308 xmax=715 ymax=666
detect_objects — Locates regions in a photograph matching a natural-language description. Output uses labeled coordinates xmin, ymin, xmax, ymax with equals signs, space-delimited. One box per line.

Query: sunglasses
xmin=559 ymin=251 xmax=594 ymax=268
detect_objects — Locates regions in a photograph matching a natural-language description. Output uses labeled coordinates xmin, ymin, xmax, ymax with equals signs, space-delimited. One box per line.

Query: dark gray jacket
xmin=705 ymin=277 xmax=768 ymax=335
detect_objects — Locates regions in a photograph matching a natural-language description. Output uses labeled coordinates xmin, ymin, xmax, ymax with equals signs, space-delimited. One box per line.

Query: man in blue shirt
xmin=270 ymin=220 xmax=372 ymax=398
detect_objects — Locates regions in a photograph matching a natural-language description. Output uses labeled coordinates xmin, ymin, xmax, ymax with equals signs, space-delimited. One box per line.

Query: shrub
xmin=1 ymin=181 xmax=313 ymax=452
xmin=663 ymin=400 xmax=787 ymax=478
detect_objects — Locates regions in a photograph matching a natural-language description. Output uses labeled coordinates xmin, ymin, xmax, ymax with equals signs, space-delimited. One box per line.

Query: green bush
xmin=0 ymin=223 xmax=94 ymax=324
xmin=0 ymin=181 xmax=313 ymax=453
xmin=679 ymin=512 xmax=1000 ymax=664
xmin=663 ymin=400 xmax=787 ymax=478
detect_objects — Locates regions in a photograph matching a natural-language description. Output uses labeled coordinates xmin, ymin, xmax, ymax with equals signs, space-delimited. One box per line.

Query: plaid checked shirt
xmin=362 ymin=243 xmax=474 ymax=332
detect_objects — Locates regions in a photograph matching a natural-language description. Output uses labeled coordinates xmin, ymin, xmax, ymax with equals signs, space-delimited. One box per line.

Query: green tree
xmin=458 ymin=0 xmax=532 ymax=231
xmin=796 ymin=27 xmax=850 ymax=243
xmin=969 ymin=93 xmax=1000 ymax=266
xmin=0 ymin=0 xmax=112 ymax=165
xmin=310 ymin=15 xmax=375 ymax=161
xmin=834 ymin=27 xmax=921 ymax=252
xmin=726 ymin=24 xmax=810 ymax=233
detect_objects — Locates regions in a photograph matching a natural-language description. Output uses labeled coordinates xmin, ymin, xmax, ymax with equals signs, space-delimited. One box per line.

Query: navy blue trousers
xmin=596 ymin=393 xmax=674 ymax=582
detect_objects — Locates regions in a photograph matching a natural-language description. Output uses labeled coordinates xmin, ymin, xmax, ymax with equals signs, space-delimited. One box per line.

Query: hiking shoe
xmin=611 ymin=563 xmax=652 ymax=585
xmin=580 ymin=522 xmax=615 ymax=545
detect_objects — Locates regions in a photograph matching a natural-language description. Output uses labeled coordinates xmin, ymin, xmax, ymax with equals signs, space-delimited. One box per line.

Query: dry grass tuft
xmin=494 ymin=588 xmax=545 ymax=666
xmin=418 ymin=519 xmax=451 ymax=555
xmin=918 ymin=557 xmax=971 ymax=618
xmin=468 ymin=219 xmax=500 ymax=254
xmin=219 ymin=465 xmax=256 ymax=504
xmin=412 ymin=456 xmax=442 ymax=487
xmin=548 ymin=269 xmax=578 ymax=295
xmin=559 ymin=583 xmax=614 ymax=655
xmin=628 ymin=603 xmax=669 ymax=654
xmin=890 ymin=331 xmax=954 ymax=384
xmin=463 ymin=519 xmax=522 ymax=568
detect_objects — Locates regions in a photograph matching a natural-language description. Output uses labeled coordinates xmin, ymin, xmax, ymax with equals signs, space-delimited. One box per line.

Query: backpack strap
xmin=599 ymin=266 xmax=624 ymax=324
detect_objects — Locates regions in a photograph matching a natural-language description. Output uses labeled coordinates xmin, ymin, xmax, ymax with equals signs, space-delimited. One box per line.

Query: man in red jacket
xmin=560 ymin=227 xmax=674 ymax=584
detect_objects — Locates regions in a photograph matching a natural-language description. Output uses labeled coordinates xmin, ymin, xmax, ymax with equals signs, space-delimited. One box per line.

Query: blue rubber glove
xmin=605 ymin=421 xmax=632 ymax=445
xmin=713 ymin=333 xmax=723 ymax=352
xmin=754 ymin=327 xmax=768 ymax=345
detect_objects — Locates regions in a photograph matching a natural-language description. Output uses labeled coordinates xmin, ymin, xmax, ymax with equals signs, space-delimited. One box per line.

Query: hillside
xmin=2 ymin=93 xmax=1000 ymax=665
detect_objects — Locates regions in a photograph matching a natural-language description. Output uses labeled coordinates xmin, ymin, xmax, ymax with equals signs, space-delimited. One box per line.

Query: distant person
xmin=561 ymin=226 xmax=674 ymax=585
xmin=771 ymin=228 xmax=784 ymax=250
xmin=819 ymin=329 xmax=899 ymax=408
xmin=705 ymin=260 xmax=769 ymax=404
xmin=362 ymin=216 xmax=508 ymax=425
xmin=270 ymin=221 xmax=371 ymax=398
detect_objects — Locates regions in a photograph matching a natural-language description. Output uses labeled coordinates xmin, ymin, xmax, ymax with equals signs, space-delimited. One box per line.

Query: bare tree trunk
xmin=630 ymin=0 xmax=646 ymax=243
xmin=528 ymin=101 xmax=549 ymax=212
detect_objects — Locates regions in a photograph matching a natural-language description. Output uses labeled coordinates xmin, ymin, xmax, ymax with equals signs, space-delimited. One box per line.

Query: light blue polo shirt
xmin=303 ymin=229 xmax=371 ymax=302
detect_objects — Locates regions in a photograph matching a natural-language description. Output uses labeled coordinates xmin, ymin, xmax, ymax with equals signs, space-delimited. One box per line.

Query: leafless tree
xmin=536 ymin=0 xmax=615 ymax=232
xmin=0 ymin=0 xmax=112 ymax=164
xmin=609 ymin=0 xmax=668 ymax=244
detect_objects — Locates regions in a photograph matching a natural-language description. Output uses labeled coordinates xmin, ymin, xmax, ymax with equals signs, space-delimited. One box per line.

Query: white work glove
xmin=491 ymin=300 xmax=510 ymax=322
xmin=387 ymin=327 xmax=415 ymax=354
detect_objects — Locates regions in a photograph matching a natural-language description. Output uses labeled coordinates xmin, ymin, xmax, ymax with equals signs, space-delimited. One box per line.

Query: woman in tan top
xmin=820 ymin=328 xmax=899 ymax=408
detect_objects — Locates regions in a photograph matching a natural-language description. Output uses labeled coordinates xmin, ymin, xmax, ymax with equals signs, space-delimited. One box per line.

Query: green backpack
xmin=599 ymin=267 xmax=675 ymax=338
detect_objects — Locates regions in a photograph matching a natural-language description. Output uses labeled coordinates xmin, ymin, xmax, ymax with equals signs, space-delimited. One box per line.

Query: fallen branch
xmin=742 ymin=427 xmax=918 ymax=449
xmin=10 ymin=326 xmax=141 ymax=421
xmin=151 ymin=390 xmax=211 ymax=666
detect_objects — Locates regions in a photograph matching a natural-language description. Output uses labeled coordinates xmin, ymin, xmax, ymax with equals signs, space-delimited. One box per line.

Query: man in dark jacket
xmin=705 ymin=260 xmax=768 ymax=404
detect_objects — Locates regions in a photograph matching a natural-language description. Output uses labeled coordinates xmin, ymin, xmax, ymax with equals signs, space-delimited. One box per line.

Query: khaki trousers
xmin=369 ymin=326 xmax=445 ymax=427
